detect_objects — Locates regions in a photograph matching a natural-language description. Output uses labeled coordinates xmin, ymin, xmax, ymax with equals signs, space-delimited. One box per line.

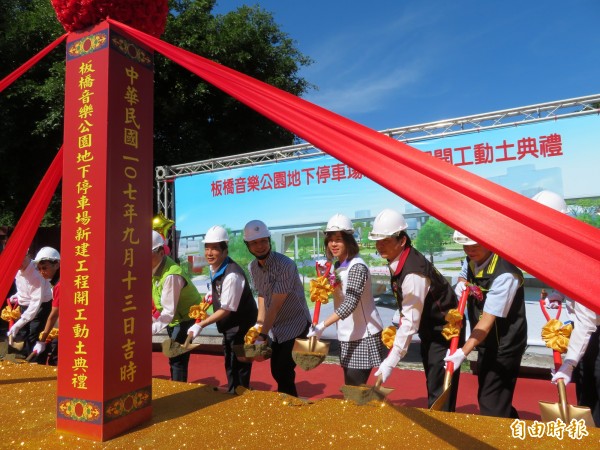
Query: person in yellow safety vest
xmin=446 ymin=230 xmax=527 ymax=418
xmin=151 ymin=230 xmax=202 ymax=382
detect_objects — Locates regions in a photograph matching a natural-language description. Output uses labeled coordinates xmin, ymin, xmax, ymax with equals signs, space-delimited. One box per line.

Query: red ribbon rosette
xmin=51 ymin=0 xmax=169 ymax=37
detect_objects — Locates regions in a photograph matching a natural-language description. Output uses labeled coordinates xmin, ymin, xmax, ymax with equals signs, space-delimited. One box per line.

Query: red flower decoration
xmin=51 ymin=0 xmax=169 ymax=37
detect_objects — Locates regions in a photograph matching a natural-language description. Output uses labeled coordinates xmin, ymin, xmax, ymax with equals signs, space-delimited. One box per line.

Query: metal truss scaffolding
xmin=156 ymin=94 xmax=600 ymax=215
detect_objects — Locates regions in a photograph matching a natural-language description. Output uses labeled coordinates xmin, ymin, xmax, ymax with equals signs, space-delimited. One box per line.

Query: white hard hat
xmin=152 ymin=230 xmax=166 ymax=251
xmin=325 ymin=213 xmax=354 ymax=233
xmin=34 ymin=247 xmax=60 ymax=263
xmin=531 ymin=190 xmax=568 ymax=214
xmin=453 ymin=230 xmax=478 ymax=246
xmin=243 ymin=220 xmax=271 ymax=241
xmin=244 ymin=220 xmax=271 ymax=242
xmin=204 ymin=225 xmax=229 ymax=243
xmin=368 ymin=209 xmax=408 ymax=240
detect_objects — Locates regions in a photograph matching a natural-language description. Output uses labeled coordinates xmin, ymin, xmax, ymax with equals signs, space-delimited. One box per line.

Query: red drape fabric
xmin=0 ymin=148 xmax=63 ymax=302
xmin=0 ymin=34 xmax=67 ymax=94
xmin=109 ymin=18 xmax=600 ymax=313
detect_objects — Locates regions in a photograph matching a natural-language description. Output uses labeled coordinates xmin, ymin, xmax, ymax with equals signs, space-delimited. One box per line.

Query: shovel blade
xmin=430 ymin=385 xmax=451 ymax=411
xmin=341 ymin=384 xmax=393 ymax=405
xmin=291 ymin=337 xmax=330 ymax=371
xmin=0 ymin=340 xmax=8 ymax=359
xmin=341 ymin=375 xmax=394 ymax=405
xmin=161 ymin=338 xmax=199 ymax=358
xmin=539 ymin=401 xmax=595 ymax=427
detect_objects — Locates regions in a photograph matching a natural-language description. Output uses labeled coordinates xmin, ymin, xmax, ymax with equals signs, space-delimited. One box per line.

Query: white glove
xmin=7 ymin=318 xmax=25 ymax=337
xmin=454 ymin=281 xmax=466 ymax=298
xmin=375 ymin=348 xmax=402 ymax=382
xmin=187 ymin=323 xmax=203 ymax=339
xmin=552 ymin=361 xmax=575 ymax=385
xmin=444 ymin=348 xmax=466 ymax=370
xmin=33 ymin=341 xmax=46 ymax=354
xmin=307 ymin=321 xmax=326 ymax=339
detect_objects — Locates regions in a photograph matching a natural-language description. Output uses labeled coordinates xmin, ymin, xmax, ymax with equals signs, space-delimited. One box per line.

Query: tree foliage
xmin=413 ymin=218 xmax=452 ymax=263
xmin=0 ymin=0 xmax=312 ymax=225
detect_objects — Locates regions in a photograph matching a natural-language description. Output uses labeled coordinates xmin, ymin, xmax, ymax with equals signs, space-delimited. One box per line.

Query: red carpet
xmin=152 ymin=351 xmax=575 ymax=421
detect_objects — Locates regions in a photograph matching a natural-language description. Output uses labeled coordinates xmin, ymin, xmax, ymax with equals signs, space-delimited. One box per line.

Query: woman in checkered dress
xmin=307 ymin=214 xmax=387 ymax=386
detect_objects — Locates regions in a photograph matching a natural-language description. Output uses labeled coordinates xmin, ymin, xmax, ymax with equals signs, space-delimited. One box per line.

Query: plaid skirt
xmin=339 ymin=331 xmax=388 ymax=369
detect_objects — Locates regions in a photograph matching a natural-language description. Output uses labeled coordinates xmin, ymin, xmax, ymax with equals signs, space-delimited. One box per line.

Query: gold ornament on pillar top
xmin=152 ymin=213 xmax=175 ymax=237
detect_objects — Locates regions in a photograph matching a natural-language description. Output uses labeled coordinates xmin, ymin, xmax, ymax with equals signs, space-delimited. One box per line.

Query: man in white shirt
xmin=370 ymin=209 xmax=461 ymax=411
xmin=7 ymin=252 xmax=53 ymax=358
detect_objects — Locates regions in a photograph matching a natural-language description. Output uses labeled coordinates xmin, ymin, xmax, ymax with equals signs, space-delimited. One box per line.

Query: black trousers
xmin=17 ymin=301 xmax=52 ymax=361
xmin=270 ymin=323 xmax=310 ymax=397
xmin=476 ymin=346 xmax=524 ymax=418
xmin=343 ymin=367 xmax=372 ymax=386
xmin=420 ymin=332 xmax=462 ymax=412
xmin=167 ymin=320 xmax=194 ymax=382
xmin=223 ymin=326 xmax=253 ymax=393
xmin=575 ymin=327 xmax=600 ymax=426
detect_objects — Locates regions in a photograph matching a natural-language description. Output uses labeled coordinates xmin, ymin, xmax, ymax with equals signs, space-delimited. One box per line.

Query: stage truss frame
xmin=155 ymin=94 xmax=600 ymax=221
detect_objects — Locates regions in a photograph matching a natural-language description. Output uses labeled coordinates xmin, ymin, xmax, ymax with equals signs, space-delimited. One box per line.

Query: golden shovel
xmin=340 ymin=375 xmax=394 ymax=405
xmin=292 ymin=263 xmax=332 ymax=371
xmin=430 ymin=288 xmax=470 ymax=411
xmin=161 ymin=337 xmax=199 ymax=358
xmin=539 ymin=378 xmax=595 ymax=427
xmin=537 ymin=295 xmax=594 ymax=426
xmin=292 ymin=334 xmax=330 ymax=371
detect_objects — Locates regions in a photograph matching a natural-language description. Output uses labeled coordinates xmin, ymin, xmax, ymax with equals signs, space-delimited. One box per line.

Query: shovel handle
xmin=557 ymin=378 xmax=570 ymax=422
xmin=539 ymin=293 xmax=562 ymax=322
xmin=312 ymin=301 xmax=321 ymax=325
xmin=183 ymin=334 xmax=193 ymax=348
xmin=445 ymin=288 xmax=469 ymax=374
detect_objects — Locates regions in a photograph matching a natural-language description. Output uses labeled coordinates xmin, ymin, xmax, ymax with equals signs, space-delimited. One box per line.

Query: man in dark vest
xmin=445 ymin=230 xmax=527 ymax=418
xmin=187 ymin=225 xmax=258 ymax=393
xmin=370 ymin=209 xmax=461 ymax=411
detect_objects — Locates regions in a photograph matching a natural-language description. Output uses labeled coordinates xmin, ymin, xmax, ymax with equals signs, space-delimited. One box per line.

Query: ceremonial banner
xmin=57 ymin=22 xmax=154 ymax=440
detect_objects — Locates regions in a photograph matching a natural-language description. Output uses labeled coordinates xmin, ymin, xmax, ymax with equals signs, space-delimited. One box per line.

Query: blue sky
xmin=212 ymin=0 xmax=600 ymax=132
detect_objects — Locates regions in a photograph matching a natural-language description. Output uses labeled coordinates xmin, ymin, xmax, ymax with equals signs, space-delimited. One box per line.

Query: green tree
xmin=154 ymin=0 xmax=313 ymax=166
xmin=414 ymin=218 xmax=452 ymax=263
xmin=0 ymin=0 xmax=313 ymax=225
xmin=569 ymin=197 xmax=600 ymax=218
xmin=0 ymin=0 xmax=65 ymax=226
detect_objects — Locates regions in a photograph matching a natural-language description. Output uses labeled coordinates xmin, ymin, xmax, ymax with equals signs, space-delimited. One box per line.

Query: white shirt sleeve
xmin=152 ymin=274 xmax=186 ymax=335
xmin=482 ymin=272 xmax=520 ymax=318
xmin=218 ymin=272 xmax=245 ymax=312
xmin=564 ymin=302 xmax=600 ymax=364
xmin=17 ymin=263 xmax=50 ymax=323
xmin=392 ymin=273 xmax=431 ymax=358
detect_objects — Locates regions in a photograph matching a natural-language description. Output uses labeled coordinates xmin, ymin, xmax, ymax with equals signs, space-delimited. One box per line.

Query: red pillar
xmin=57 ymin=21 xmax=153 ymax=441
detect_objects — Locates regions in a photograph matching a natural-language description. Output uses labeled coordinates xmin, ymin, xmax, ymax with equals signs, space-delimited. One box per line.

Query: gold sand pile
xmin=1 ymin=361 xmax=596 ymax=449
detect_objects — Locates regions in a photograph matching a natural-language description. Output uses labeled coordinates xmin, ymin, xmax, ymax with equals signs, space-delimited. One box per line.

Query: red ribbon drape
xmin=0 ymin=148 xmax=63 ymax=302
xmin=0 ymin=34 xmax=66 ymax=303
xmin=0 ymin=34 xmax=67 ymax=94
xmin=109 ymin=18 xmax=600 ymax=313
